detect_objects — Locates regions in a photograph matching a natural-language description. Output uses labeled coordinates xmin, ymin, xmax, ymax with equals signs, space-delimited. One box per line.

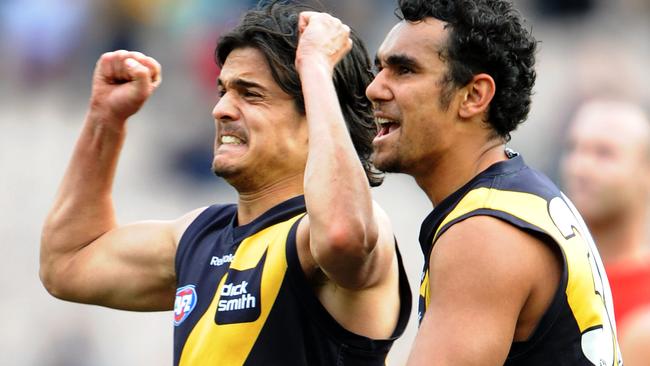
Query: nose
xmin=212 ymin=92 xmax=240 ymax=122
xmin=366 ymin=70 xmax=393 ymax=104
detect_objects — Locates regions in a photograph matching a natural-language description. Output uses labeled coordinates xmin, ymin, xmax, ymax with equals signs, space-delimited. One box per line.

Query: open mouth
xmin=375 ymin=117 xmax=400 ymax=138
xmin=220 ymin=135 xmax=246 ymax=145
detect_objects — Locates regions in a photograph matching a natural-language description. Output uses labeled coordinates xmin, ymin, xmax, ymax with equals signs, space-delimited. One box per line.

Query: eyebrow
xmin=217 ymin=77 xmax=268 ymax=92
xmin=375 ymin=53 xmax=420 ymax=70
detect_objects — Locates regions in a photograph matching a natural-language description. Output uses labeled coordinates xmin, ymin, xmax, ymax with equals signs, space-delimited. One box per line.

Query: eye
xmin=397 ymin=65 xmax=413 ymax=75
xmin=217 ymin=88 xmax=226 ymax=98
xmin=241 ymin=90 xmax=264 ymax=101
xmin=243 ymin=91 xmax=261 ymax=98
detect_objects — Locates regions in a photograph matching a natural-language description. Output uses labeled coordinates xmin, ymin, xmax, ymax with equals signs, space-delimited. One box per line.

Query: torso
xmin=173 ymin=195 xmax=411 ymax=366
xmin=418 ymin=154 xmax=623 ymax=365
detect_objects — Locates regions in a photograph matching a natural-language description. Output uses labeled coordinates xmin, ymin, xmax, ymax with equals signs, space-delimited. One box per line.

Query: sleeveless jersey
xmin=418 ymin=153 xmax=623 ymax=365
xmin=173 ymin=195 xmax=411 ymax=365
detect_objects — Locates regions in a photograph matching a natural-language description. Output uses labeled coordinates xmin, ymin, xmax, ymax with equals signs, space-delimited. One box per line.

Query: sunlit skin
xmin=562 ymin=100 xmax=650 ymax=263
xmin=213 ymin=47 xmax=309 ymax=195
xmin=39 ymin=11 xmax=403 ymax=352
xmin=368 ymin=19 xmax=455 ymax=177
xmin=368 ymin=17 xmax=564 ymax=366
xmin=211 ymin=18 xmax=401 ymax=339
xmin=367 ymin=18 xmax=503 ymax=205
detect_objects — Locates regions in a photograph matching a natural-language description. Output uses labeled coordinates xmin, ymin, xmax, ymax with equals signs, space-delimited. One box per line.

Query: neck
xmin=590 ymin=207 xmax=650 ymax=265
xmin=236 ymin=173 xmax=304 ymax=226
xmin=415 ymin=139 xmax=507 ymax=206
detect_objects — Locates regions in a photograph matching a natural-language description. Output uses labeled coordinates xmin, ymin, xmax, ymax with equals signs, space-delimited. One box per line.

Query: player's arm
xmin=620 ymin=309 xmax=650 ymax=365
xmin=294 ymin=12 xmax=393 ymax=290
xmin=407 ymin=215 xmax=561 ymax=365
xmin=40 ymin=50 xmax=200 ymax=311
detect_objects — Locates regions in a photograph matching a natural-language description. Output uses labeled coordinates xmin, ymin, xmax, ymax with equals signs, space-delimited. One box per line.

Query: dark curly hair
xmin=216 ymin=0 xmax=383 ymax=186
xmin=398 ymin=0 xmax=537 ymax=141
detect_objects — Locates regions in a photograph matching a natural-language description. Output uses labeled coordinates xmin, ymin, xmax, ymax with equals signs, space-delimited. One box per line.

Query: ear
xmin=458 ymin=73 xmax=495 ymax=119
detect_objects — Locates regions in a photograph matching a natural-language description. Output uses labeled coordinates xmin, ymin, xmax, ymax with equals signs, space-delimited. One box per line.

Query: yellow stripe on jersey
xmin=426 ymin=187 xmax=608 ymax=334
xmin=418 ymin=268 xmax=431 ymax=320
xmin=420 ymin=271 xmax=429 ymax=310
xmin=179 ymin=215 xmax=302 ymax=365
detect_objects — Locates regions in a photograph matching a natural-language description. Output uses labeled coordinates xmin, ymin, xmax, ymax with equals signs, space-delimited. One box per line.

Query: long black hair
xmin=216 ymin=0 xmax=383 ymax=186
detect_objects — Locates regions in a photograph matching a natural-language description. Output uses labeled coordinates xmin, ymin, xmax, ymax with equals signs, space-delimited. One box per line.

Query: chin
xmin=371 ymin=149 xmax=400 ymax=173
xmin=212 ymin=158 xmax=240 ymax=179
xmin=374 ymin=157 xmax=403 ymax=173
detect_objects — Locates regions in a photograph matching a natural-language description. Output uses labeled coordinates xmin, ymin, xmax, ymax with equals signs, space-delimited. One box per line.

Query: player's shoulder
xmin=432 ymin=215 xmax=551 ymax=281
xmin=436 ymin=215 xmax=535 ymax=253
xmin=489 ymin=159 xmax=560 ymax=201
xmin=173 ymin=204 xmax=237 ymax=244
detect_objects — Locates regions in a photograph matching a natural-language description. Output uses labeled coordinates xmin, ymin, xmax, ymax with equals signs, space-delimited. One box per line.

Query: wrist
xmin=296 ymin=54 xmax=333 ymax=78
xmin=85 ymin=108 xmax=128 ymax=135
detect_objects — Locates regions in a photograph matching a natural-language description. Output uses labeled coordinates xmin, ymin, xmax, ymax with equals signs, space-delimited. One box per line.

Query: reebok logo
xmin=217 ymin=280 xmax=256 ymax=312
xmin=210 ymin=254 xmax=234 ymax=267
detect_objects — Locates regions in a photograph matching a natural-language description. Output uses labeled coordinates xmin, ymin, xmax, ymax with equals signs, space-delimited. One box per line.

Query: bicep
xmin=54 ymin=208 xmax=204 ymax=311
xmin=410 ymin=283 xmax=519 ymax=366
xmin=408 ymin=216 xmax=537 ymax=365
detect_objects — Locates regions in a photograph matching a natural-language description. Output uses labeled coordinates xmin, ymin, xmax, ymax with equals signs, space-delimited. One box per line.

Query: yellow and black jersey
xmin=173 ymin=195 xmax=411 ymax=365
xmin=418 ymin=152 xmax=623 ymax=365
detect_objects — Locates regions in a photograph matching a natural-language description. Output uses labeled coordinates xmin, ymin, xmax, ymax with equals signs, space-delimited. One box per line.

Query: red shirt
xmin=606 ymin=258 xmax=650 ymax=329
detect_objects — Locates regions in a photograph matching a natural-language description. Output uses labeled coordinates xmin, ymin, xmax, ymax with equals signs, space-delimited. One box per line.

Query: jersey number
xmin=549 ymin=195 xmax=622 ymax=366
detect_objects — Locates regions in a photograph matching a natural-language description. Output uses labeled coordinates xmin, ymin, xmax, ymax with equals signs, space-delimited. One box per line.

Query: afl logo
xmin=174 ymin=285 xmax=198 ymax=326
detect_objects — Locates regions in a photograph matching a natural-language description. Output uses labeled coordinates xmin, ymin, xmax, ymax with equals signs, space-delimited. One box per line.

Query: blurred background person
xmin=561 ymin=98 xmax=650 ymax=364
xmin=618 ymin=309 xmax=650 ymax=365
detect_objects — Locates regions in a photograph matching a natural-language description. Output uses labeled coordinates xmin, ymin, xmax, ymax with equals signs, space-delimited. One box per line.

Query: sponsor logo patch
xmin=214 ymin=251 xmax=266 ymax=325
xmin=174 ymin=285 xmax=198 ymax=326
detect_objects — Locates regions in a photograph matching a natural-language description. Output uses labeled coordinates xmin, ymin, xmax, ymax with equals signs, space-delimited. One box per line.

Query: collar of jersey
xmin=418 ymin=153 xmax=526 ymax=253
xmin=230 ymin=195 xmax=306 ymax=245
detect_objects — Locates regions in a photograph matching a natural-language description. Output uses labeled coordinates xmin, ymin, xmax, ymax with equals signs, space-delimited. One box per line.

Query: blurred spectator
xmin=1 ymin=0 xmax=90 ymax=85
xmin=533 ymin=0 xmax=595 ymax=18
xmin=619 ymin=308 xmax=650 ymax=366
xmin=561 ymin=98 xmax=650 ymax=364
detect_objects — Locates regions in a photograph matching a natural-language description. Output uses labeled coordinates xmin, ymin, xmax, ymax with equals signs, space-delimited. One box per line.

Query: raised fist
xmin=90 ymin=50 xmax=162 ymax=122
xmin=295 ymin=12 xmax=353 ymax=73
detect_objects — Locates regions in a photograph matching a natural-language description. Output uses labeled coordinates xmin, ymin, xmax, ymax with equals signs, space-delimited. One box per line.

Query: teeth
xmin=376 ymin=117 xmax=396 ymax=125
xmin=221 ymin=135 xmax=244 ymax=145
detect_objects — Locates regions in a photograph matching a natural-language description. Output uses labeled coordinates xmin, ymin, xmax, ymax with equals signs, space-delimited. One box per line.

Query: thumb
xmin=125 ymin=58 xmax=152 ymax=92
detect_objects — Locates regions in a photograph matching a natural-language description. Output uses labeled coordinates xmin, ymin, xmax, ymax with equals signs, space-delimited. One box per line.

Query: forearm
xmin=41 ymin=112 xmax=127 ymax=274
xmin=299 ymin=61 xmax=377 ymax=261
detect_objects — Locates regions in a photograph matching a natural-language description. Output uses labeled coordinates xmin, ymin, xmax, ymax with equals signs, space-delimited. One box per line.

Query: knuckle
xmin=100 ymin=52 xmax=115 ymax=62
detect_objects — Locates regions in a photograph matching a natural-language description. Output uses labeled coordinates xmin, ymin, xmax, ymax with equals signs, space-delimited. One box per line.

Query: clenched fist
xmin=295 ymin=12 xmax=353 ymax=74
xmin=90 ymin=50 xmax=162 ymax=122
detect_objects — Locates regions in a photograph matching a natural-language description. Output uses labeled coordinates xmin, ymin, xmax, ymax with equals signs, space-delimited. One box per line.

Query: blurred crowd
xmin=1 ymin=0 xmax=649 ymax=365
